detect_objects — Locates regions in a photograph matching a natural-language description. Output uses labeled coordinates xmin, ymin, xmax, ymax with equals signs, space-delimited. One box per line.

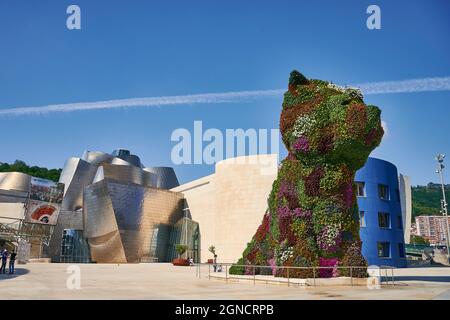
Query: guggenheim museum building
xmin=0 ymin=149 xmax=410 ymax=267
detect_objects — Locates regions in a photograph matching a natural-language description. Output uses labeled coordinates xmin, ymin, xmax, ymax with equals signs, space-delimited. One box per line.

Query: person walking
xmin=9 ymin=250 xmax=17 ymax=274
xmin=0 ymin=249 xmax=8 ymax=274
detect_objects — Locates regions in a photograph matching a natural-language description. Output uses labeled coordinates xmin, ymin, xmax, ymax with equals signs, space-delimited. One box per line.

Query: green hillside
xmin=0 ymin=160 xmax=62 ymax=182
xmin=412 ymin=183 xmax=450 ymax=220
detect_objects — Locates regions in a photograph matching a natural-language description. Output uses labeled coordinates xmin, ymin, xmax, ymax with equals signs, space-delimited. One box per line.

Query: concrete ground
xmin=0 ymin=263 xmax=449 ymax=299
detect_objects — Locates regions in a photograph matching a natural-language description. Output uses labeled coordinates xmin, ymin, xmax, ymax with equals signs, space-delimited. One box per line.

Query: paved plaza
xmin=0 ymin=263 xmax=449 ymax=300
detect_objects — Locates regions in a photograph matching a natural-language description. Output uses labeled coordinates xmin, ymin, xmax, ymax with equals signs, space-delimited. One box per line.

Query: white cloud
xmin=381 ymin=120 xmax=389 ymax=137
xmin=1 ymin=76 xmax=449 ymax=117
xmin=355 ymin=76 xmax=450 ymax=94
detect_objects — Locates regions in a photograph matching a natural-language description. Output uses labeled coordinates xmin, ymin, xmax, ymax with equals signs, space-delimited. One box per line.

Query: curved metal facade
xmin=46 ymin=148 xmax=182 ymax=263
xmin=0 ymin=172 xmax=31 ymax=192
xmin=59 ymin=157 xmax=98 ymax=211
xmin=356 ymin=157 xmax=407 ymax=267
xmin=143 ymin=167 xmax=179 ymax=189
xmin=94 ymin=164 xmax=156 ymax=187
xmin=83 ymin=179 xmax=184 ymax=263
xmin=81 ymin=150 xmax=114 ymax=166
xmin=111 ymin=149 xmax=143 ymax=168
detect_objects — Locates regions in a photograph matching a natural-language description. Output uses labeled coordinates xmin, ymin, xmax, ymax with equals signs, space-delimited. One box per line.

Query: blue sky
xmin=0 ymin=0 xmax=449 ymax=185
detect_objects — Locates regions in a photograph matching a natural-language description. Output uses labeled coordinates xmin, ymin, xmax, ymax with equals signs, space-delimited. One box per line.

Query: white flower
xmin=327 ymin=83 xmax=363 ymax=100
xmin=292 ymin=115 xmax=317 ymax=138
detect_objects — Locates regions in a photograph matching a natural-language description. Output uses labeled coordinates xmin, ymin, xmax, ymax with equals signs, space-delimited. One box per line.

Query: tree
xmin=175 ymin=244 xmax=188 ymax=259
xmin=208 ymin=245 xmax=216 ymax=257
xmin=0 ymin=160 xmax=62 ymax=182
xmin=410 ymin=235 xmax=430 ymax=246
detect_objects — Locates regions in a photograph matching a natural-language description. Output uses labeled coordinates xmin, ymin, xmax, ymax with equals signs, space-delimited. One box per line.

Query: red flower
xmin=304 ymin=166 xmax=324 ymax=197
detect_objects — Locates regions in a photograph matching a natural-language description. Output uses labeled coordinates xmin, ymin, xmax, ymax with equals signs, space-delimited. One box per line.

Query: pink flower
xmin=319 ymin=257 xmax=339 ymax=278
xmin=293 ymin=136 xmax=310 ymax=153
xmin=268 ymin=258 xmax=277 ymax=276
xmin=343 ymin=182 xmax=354 ymax=208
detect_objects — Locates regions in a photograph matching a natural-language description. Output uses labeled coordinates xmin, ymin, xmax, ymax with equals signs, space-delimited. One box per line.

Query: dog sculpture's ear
xmin=288 ymin=70 xmax=309 ymax=87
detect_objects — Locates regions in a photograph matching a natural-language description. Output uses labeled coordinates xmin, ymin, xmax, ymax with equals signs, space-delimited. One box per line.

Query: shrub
xmin=229 ymin=258 xmax=245 ymax=275
xmin=175 ymin=244 xmax=188 ymax=258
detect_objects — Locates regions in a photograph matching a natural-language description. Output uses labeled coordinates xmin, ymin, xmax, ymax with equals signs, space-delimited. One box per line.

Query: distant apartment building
xmin=415 ymin=215 xmax=450 ymax=245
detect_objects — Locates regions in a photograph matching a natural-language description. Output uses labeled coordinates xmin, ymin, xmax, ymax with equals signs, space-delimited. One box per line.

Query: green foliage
xmin=282 ymin=89 xmax=316 ymax=109
xmin=320 ymin=165 xmax=344 ymax=193
xmin=410 ymin=235 xmax=430 ymax=245
xmin=208 ymin=245 xmax=216 ymax=256
xmin=175 ymin=244 xmax=188 ymax=257
xmin=229 ymin=258 xmax=245 ymax=275
xmin=289 ymin=70 xmax=308 ymax=86
xmin=412 ymin=185 xmax=450 ymax=219
xmin=0 ymin=160 xmax=62 ymax=182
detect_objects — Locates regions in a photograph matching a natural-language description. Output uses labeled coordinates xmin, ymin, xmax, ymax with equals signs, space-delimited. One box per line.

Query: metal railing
xmin=195 ymin=262 xmax=395 ymax=287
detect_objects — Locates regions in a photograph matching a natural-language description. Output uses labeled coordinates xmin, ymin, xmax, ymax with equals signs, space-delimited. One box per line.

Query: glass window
xmin=398 ymin=243 xmax=405 ymax=258
xmin=396 ymin=189 xmax=400 ymax=202
xmin=359 ymin=211 xmax=366 ymax=227
xmin=356 ymin=182 xmax=365 ymax=197
xmin=397 ymin=215 xmax=403 ymax=229
xmin=378 ymin=184 xmax=390 ymax=200
xmin=378 ymin=212 xmax=390 ymax=228
xmin=60 ymin=229 xmax=91 ymax=263
xmin=377 ymin=242 xmax=390 ymax=258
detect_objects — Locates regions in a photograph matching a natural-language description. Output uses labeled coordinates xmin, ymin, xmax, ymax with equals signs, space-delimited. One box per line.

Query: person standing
xmin=0 ymin=249 xmax=8 ymax=274
xmin=9 ymin=250 xmax=17 ymax=274
xmin=213 ymin=254 xmax=218 ymax=272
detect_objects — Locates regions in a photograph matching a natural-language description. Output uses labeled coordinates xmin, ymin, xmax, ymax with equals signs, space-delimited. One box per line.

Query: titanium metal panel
xmin=81 ymin=151 xmax=113 ymax=166
xmin=0 ymin=172 xmax=31 ymax=192
xmin=143 ymin=167 xmax=180 ymax=189
xmin=111 ymin=149 xmax=142 ymax=168
xmin=83 ymin=180 xmax=127 ymax=263
xmin=83 ymin=179 xmax=184 ymax=263
xmin=59 ymin=157 xmax=97 ymax=211
xmin=97 ymin=164 xmax=154 ymax=187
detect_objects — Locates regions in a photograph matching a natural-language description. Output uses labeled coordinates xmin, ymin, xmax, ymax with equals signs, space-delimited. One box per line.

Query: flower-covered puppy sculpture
xmin=231 ymin=70 xmax=384 ymax=278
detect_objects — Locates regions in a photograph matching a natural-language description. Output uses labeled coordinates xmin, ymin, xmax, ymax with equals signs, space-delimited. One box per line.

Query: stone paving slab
xmin=0 ymin=263 xmax=448 ymax=300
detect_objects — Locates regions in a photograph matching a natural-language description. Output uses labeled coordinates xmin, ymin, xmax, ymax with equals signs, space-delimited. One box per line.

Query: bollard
xmin=313 ymin=267 xmax=316 ymax=287
xmin=287 ymin=267 xmax=290 ymax=287
xmin=350 ymin=267 xmax=353 ymax=286
xmin=391 ymin=268 xmax=395 ymax=287
xmin=226 ymin=265 xmax=228 ymax=283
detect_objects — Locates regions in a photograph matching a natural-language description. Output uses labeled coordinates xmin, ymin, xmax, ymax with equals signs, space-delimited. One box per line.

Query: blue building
xmin=356 ymin=157 xmax=407 ymax=267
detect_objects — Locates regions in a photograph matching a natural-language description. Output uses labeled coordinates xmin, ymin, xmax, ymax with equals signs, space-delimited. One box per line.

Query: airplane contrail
xmin=0 ymin=76 xmax=449 ymax=117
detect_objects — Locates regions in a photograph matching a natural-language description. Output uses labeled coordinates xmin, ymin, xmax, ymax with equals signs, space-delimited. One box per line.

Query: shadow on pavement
xmin=391 ymin=276 xmax=450 ymax=283
xmin=0 ymin=268 xmax=30 ymax=280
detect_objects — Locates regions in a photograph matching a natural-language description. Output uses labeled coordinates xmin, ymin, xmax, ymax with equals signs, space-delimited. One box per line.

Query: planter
xmin=172 ymin=258 xmax=190 ymax=266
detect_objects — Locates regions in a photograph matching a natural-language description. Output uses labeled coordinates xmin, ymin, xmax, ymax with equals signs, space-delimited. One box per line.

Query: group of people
xmin=0 ymin=249 xmax=17 ymax=275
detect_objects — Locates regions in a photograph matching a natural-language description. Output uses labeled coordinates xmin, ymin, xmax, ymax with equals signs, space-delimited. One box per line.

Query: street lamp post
xmin=182 ymin=207 xmax=190 ymax=259
xmin=436 ymin=154 xmax=450 ymax=262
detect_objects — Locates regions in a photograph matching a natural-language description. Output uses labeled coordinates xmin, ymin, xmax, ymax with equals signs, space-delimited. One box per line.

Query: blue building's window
xmin=378 ymin=184 xmax=390 ymax=200
xmin=378 ymin=212 xmax=391 ymax=228
xmin=395 ymin=189 xmax=400 ymax=202
xmin=356 ymin=182 xmax=365 ymax=197
xmin=398 ymin=243 xmax=405 ymax=258
xmin=377 ymin=242 xmax=390 ymax=258
xmin=359 ymin=211 xmax=366 ymax=227
xmin=397 ymin=216 xmax=403 ymax=229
